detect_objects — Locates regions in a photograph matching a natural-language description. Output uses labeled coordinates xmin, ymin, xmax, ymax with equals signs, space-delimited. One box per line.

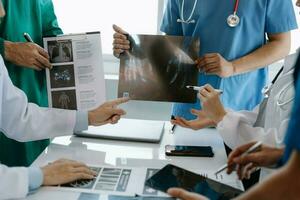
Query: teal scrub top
xmin=0 ymin=0 xmax=63 ymax=167
xmin=161 ymin=0 xmax=298 ymax=120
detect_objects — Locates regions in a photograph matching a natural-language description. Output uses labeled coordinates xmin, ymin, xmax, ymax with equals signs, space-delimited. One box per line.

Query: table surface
xmin=24 ymin=122 xmax=243 ymax=200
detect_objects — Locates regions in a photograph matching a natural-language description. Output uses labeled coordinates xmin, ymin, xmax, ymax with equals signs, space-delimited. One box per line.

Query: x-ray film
xmin=118 ymin=34 xmax=200 ymax=103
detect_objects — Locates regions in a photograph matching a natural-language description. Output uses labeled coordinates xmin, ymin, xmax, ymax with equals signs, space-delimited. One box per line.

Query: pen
xmin=214 ymin=141 xmax=262 ymax=175
xmin=170 ymin=115 xmax=176 ymax=134
xmin=23 ymin=32 xmax=34 ymax=43
xmin=186 ymin=85 xmax=223 ymax=94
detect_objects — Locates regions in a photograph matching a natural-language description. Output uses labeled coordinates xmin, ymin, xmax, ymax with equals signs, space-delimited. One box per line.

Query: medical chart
xmin=48 ymin=166 xmax=243 ymax=196
xmin=44 ymin=32 xmax=106 ymax=111
xmin=118 ymin=34 xmax=200 ymax=103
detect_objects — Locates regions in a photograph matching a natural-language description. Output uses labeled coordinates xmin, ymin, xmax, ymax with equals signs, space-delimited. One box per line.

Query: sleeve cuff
xmin=0 ymin=38 xmax=5 ymax=57
xmin=28 ymin=167 xmax=43 ymax=191
xmin=74 ymin=111 xmax=88 ymax=133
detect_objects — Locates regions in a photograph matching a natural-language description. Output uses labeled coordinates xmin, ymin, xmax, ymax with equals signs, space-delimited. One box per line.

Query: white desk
xmin=25 ymin=122 xmax=243 ymax=200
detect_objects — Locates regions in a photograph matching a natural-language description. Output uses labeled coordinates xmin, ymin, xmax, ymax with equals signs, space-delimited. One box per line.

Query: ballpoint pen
xmin=23 ymin=32 xmax=34 ymax=43
xmin=186 ymin=85 xmax=223 ymax=94
xmin=214 ymin=141 xmax=262 ymax=175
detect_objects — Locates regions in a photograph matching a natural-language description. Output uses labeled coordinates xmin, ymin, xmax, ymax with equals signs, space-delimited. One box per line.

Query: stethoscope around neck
xmin=177 ymin=0 xmax=241 ymax=27
xmin=262 ymin=66 xmax=295 ymax=108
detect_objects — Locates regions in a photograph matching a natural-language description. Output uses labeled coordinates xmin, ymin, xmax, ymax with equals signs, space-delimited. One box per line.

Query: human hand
xmin=196 ymin=53 xmax=235 ymax=78
xmin=88 ymin=97 xmax=129 ymax=126
xmin=112 ymin=24 xmax=130 ymax=58
xmin=42 ymin=159 xmax=97 ymax=186
xmin=4 ymin=41 xmax=52 ymax=70
xmin=227 ymin=142 xmax=284 ymax=180
xmin=198 ymin=84 xmax=226 ymax=124
xmin=171 ymin=109 xmax=215 ymax=130
xmin=168 ymin=188 xmax=209 ymax=200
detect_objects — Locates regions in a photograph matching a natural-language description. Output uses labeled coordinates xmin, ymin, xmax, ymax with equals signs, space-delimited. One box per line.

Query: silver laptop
xmin=75 ymin=118 xmax=165 ymax=143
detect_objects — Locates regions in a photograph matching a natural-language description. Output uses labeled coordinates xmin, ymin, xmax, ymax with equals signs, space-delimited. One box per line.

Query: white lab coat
xmin=217 ymin=54 xmax=297 ymax=149
xmin=216 ymin=53 xmax=297 ymax=180
xmin=0 ymin=56 xmax=77 ymax=199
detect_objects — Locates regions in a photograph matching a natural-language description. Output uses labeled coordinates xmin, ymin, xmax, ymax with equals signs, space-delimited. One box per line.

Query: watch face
xmin=227 ymin=14 xmax=240 ymax=27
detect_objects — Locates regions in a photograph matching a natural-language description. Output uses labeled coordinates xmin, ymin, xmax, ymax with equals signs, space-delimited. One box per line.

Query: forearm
xmin=232 ymin=33 xmax=291 ymax=74
xmin=235 ymin=151 xmax=300 ymax=200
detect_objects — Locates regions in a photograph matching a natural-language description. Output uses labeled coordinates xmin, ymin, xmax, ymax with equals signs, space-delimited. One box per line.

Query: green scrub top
xmin=0 ymin=0 xmax=63 ymax=167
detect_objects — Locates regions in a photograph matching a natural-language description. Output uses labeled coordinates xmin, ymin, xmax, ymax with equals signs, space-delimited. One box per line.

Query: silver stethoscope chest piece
xmin=227 ymin=13 xmax=240 ymax=27
xmin=227 ymin=0 xmax=241 ymax=28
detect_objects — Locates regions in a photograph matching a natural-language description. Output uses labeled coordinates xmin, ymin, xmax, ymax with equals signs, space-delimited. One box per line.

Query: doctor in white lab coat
xmin=173 ymin=53 xmax=297 ymax=146
xmin=172 ymin=53 xmax=298 ymax=180
xmin=0 ymin=4 xmax=128 ymax=198
xmin=0 ymin=52 xmax=128 ymax=199
xmin=0 ymin=54 xmax=129 ymax=199
xmin=172 ymin=53 xmax=297 ymax=149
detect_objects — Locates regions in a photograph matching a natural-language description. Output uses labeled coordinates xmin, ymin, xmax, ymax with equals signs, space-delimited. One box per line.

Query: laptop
xmin=75 ymin=118 xmax=165 ymax=143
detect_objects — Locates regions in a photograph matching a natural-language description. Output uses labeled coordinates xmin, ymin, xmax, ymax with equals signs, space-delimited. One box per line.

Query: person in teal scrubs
xmin=113 ymin=0 xmax=298 ymax=120
xmin=0 ymin=0 xmax=63 ymax=167
xmin=160 ymin=0 xmax=298 ymax=120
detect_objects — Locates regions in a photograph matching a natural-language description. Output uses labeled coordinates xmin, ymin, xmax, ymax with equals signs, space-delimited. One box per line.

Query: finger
xmin=204 ymin=66 xmax=219 ymax=73
xmin=32 ymin=62 xmax=44 ymax=71
xmin=113 ymin=32 xmax=128 ymax=40
xmin=113 ymin=24 xmax=128 ymax=35
xmin=233 ymin=153 xmax=261 ymax=165
xmin=113 ymin=43 xmax=130 ymax=50
xmin=74 ymin=173 xmax=95 ymax=181
xmin=191 ymin=109 xmax=201 ymax=115
xmin=36 ymin=54 xmax=52 ymax=69
xmin=203 ymin=84 xmax=215 ymax=92
xmin=172 ymin=118 xmax=189 ymax=128
xmin=228 ymin=142 xmax=258 ymax=165
xmin=168 ymin=188 xmax=207 ymax=200
xmin=72 ymin=167 xmax=97 ymax=176
xmin=65 ymin=160 xmax=87 ymax=168
xmin=36 ymin=45 xmax=50 ymax=59
xmin=198 ymin=59 xmax=218 ymax=69
xmin=200 ymin=88 xmax=210 ymax=97
xmin=105 ymin=97 xmax=130 ymax=106
xmin=110 ymin=115 xmax=121 ymax=124
xmin=113 ymin=38 xmax=130 ymax=45
xmin=113 ymin=49 xmax=123 ymax=58
xmin=243 ymin=163 xmax=254 ymax=180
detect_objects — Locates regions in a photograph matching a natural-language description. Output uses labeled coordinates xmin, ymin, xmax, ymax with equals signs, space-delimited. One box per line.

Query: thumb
xmin=113 ymin=24 xmax=128 ymax=34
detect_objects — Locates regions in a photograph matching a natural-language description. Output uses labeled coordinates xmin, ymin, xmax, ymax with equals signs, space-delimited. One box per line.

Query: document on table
xmin=43 ymin=32 xmax=106 ymax=111
xmin=48 ymin=166 xmax=167 ymax=196
xmin=47 ymin=165 xmax=243 ymax=196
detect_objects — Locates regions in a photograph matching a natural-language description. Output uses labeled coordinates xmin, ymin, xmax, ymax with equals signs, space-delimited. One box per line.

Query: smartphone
xmin=145 ymin=164 xmax=243 ymax=200
xmin=165 ymin=145 xmax=214 ymax=157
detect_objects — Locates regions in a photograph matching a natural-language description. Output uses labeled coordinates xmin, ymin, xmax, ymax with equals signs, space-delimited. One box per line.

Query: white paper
xmin=44 ymin=32 xmax=106 ymax=111
xmin=46 ymin=165 xmax=243 ymax=196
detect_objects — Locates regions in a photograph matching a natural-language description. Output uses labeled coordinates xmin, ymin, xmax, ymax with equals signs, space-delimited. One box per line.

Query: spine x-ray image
xmin=118 ymin=34 xmax=200 ymax=103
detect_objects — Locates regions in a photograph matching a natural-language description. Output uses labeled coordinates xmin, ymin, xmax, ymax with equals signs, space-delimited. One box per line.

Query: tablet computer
xmin=145 ymin=164 xmax=243 ymax=200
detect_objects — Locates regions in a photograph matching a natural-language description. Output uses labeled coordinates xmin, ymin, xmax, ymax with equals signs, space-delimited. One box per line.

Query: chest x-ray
xmin=118 ymin=34 xmax=200 ymax=103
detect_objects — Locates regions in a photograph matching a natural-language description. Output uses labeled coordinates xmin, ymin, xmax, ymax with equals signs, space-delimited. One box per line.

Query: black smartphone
xmin=145 ymin=164 xmax=243 ymax=200
xmin=165 ymin=145 xmax=214 ymax=157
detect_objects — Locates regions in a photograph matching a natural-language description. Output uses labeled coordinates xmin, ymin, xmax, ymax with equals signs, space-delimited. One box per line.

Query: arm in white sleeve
xmin=0 ymin=57 xmax=88 ymax=142
xmin=216 ymin=107 xmax=286 ymax=149
xmin=0 ymin=164 xmax=29 ymax=200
